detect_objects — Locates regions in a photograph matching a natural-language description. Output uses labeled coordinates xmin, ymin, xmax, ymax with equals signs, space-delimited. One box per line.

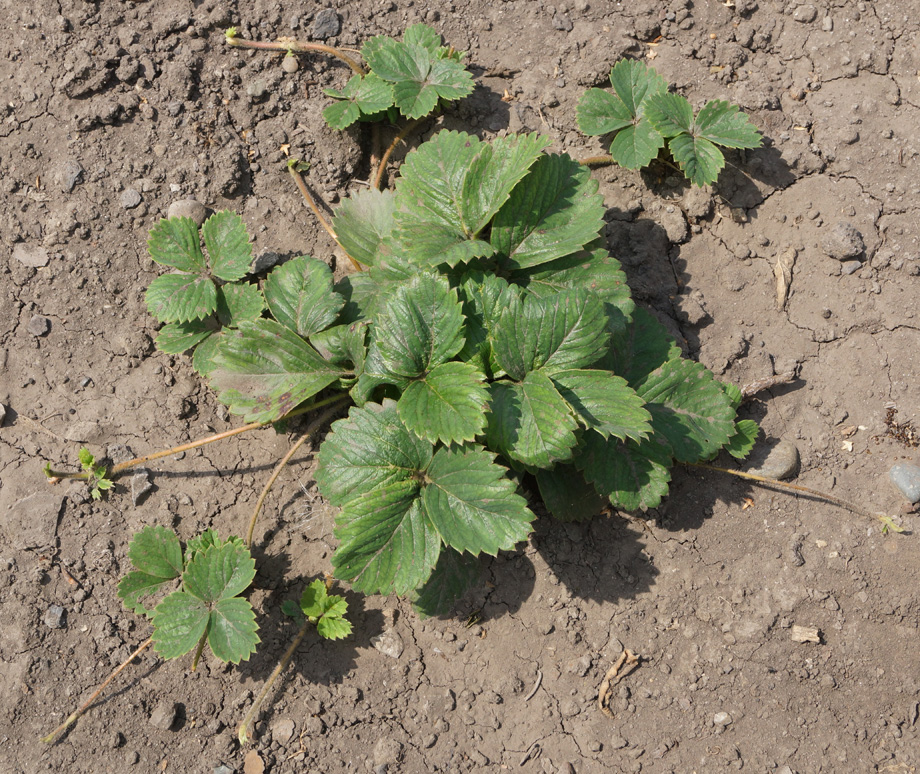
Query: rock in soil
xmin=120 ymin=188 xmax=142 ymax=209
xmin=7 ymin=493 xmax=64 ymax=550
xmin=131 ymin=469 xmax=154 ymax=506
xmin=889 ymin=463 xmax=920 ymax=503
xmin=149 ymin=700 xmax=179 ymax=731
xmin=312 ymin=9 xmax=341 ymax=39
xmin=744 ymin=438 xmax=800 ymax=480
xmin=56 ymin=160 xmax=85 ymax=192
xmin=27 ymin=315 xmax=51 ymax=336
xmin=371 ymin=630 xmax=404 ymax=659
xmin=167 ymin=199 xmax=208 ymax=225
xmin=822 ymin=221 xmax=865 ymax=260
xmin=43 ymin=604 xmax=66 ymax=629
xmin=13 ymin=243 xmax=50 ymax=268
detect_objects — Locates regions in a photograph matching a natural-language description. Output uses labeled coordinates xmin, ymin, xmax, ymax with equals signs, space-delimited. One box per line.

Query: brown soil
xmin=2 ymin=1 xmax=920 ymax=772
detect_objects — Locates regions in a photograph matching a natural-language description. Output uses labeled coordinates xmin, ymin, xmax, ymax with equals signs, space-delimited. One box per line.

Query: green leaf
xmin=209 ymin=319 xmax=344 ymax=423
xmin=334 ymin=480 xmax=441 ymax=595
xmin=207 ymin=596 xmax=260 ymax=663
xmin=281 ymin=599 xmax=303 ymax=620
xmin=184 ymin=529 xmax=239 ymax=562
xmin=667 ymin=133 xmax=725 ymax=187
xmin=535 ymin=464 xmax=608 ymax=522
xmin=155 ymin=321 xmax=213 ymax=355
xmin=202 ymin=211 xmax=252 ymax=282
xmin=151 ymin=591 xmax=210 ymax=660
xmin=128 ymin=525 xmax=183 ymax=579
xmin=394 ymin=131 xmax=549 ymax=266
xmin=299 ymin=580 xmax=332 ymax=618
xmin=403 ymin=23 xmax=442 ymax=54
xmin=694 ymin=99 xmax=763 ymax=149
xmin=317 ymin=613 xmax=352 ymax=640
xmin=607 ymin=119 xmax=665 ymax=170
xmin=637 ymin=357 xmax=737 ymax=463
xmin=147 ymin=217 xmax=206 ymax=273
xmin=323 ymin=73 xmax=394 ymax=129
xmin=192 ymin=331 xmax=222 ymax=376
xmin=549 ymin=368 xmax=651 ymax=442
xmin=578 ymin=432 xmax=673 ymax=511
xmin=398 ymin=361 xmax=489 ymax=445
xmin=492 ymin=290 xmax=609 ymax=380
xmin=311 ymin=322 xmax=368 ymax=372
xmin=411 ymin=548 xmax=482 ymax=619
xmin=323 ymin=98 xmax=361 ymax=131
xmin=423 ymin=446 xmax=535 ymax=555
xmin=724 ymin=418 xmax=760 ymax=459
xmin=118 ymin=571 xmax=175 ymax=617
xmin=491 ymin=154 xmax=605 ymax=270
xmin=644 ymin=92 xmax=694 ymax=138
xmin=263 ymin=256 xmax=344 ymax=338
xmin=486 ymin=371 xmax=580 ymax=469
xmin=336 ymin=262 xmax=415 ymax=323
xmin=216 ymin=282 xmax=264 ymax=327
xmin=333 ymin=188 xmax=397 ymax=268
xmin=315 ymin=399 xmax=434 ymax=507
xmin=374 ymin=273 xmax=465 ymax=378
xmin=456 ymin=272 xmax=519 ymax=377
xmin=183 ymin=541 xmax=256 ymax=601
xmin=603 ymin=307 xmax=680 ymax=387
xmin=145 ymin=273 xmax=217 ymax=324
xmin=576 ymin=59 xmax=669 ymax=136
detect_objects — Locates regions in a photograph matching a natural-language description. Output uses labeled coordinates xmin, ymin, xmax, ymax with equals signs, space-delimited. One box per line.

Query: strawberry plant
xmin=577 ymin=59 xmax=762 ymax=186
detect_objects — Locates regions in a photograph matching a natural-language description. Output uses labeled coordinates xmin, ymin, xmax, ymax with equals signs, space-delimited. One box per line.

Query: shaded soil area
xmin=2 ymin=0 xmax=920 ymax=772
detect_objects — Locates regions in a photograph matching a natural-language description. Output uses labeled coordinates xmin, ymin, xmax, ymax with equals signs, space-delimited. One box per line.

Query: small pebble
xmin=373 ymin=738 xmax=403 ymax=766
xmin=27 ymin=315 xmax=52 ymax=337
xmin=552 ymin=12 xmax=574 ymax=31
xmin=213 ymin=766 xmax=234 ymax=774
xmin=243 ymin=750 xmax=265 ymax=774
xmin=167 ymin=199 xmax=208 ymax=226
xmin=822 ymin=15 xmax=833 ymax=31
xmin=246 ymin=80 xmax=267 ymax=100
xmin=271 ymin=717 xmax=296 ymax=744
xmin=890 ymin=463 xmax=920 ymax=503
xmin=131 ymin=469 xmax=154 ymax=506
xmin=744 ymin=438 xmax=799 ymax=480
xmin=713 ymin=711 xmax=733 ymax=726
xmin=312 ymin=9 xmax=341 ymax=39
xmin=120 ymin=188 xmax=142 ymax=209
xmin=282 ymin=56 xmax=299 ymax=73
xmin=0 ymin=403 xmax=6 ymax=426
xmin=149 ymin=700 xmax=179 ymax=731
xmin=251 ymin=249 xmax=284 ymax=274
xmin=371 ymin=630 xmax=404 ymax=659
xmin=841 ymin=260 xmax=862 ymax=275
xmin=792 ymin=4 xmax=817 ymax=22
xmin=822 ymin=221 xmax=865 ymax=260
xmin=44 ymin=605 xmax=67 ymax=629
xmin=57 ymin=160 xmax=85 ymax=193
xmin=13 ymin=243 xmax=50 ymax=268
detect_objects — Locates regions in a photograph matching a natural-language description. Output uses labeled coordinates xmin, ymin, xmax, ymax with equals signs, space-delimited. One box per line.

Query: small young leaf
xmin=311 ymin=322 xmax=368 ymax=372
xmin=202 ymin=211 xmax=252 ymax=282
xmin=535 ymin=464 xmax=608 ymax=522
xmin=263 ymin=256 xmax=344 ymax=338
xmin=724 ymin=418 xmax=760 ymax=460
xmin=423 ymin=446 xmax=535 ymax=556
xmin=323 ymin=73 xmax=395 ymax=129
xmin=644 ymin=92 xmax=695 ymax=138
xmin=281 ymin=599 xmax=304 ymax=621
xmin=333 ymin=188 xmax=398 ymax=268
xmin=577 ymin=432 xmax=673 ymax=511
xmin=155 ymin=320 xmax=213 ymax=355
xmin=694 ymin=99 xmax=763 ymax=149
xmin=215 ymin=282 xmax=264 ymax=328
xmin=374 ymin=273 xmax=465 ymax=378
xmin=147 ymin=217 xmax=206 ymax=273
xmin=549 ymin=368 xmax=651 ymax=442
xmin=209 ymin=319 xmax=344 ymax=423
xmin=491 ymin=154 xmax=605 ymax=271
xmin=315 ymin=399 xmax=434 ymax=508
xmin=333 ymin=480 xmax=441 ymax=595
xmin=411 ymin=547 xmax=482 ymax=619
xmin=299 ymin=579 xmax=331 ymax=618
xmin=486 ymin=371 xmax=580 ymax=469
xmin=576 ymin=59 xmax=668 ymax=136
xmin=456 ymin=272 xmax=519 ymax=377
xmin=145 ymin=274 xmax=217 ymax=324
xmin=398 ymin=361 xmax=490 ymax=445
xmin=317 ymin=613 xmax=352 ymax=640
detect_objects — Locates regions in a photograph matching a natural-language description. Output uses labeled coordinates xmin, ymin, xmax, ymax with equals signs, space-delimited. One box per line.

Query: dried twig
xmin=597 ymin=648 xmax=640 ymax=718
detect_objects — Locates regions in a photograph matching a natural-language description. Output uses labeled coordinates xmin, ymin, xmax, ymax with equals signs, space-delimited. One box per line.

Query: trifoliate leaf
xmin=492 ymin=290 xmax=609 ymax=381
xmin=263 ymin=256 xmax=344 ymax=338
xmin=209 ymin=319 xmax=344 ymax=423
xmin=637 ymin=357 xmax=737 ymax=463
xmin=607 ymin=119 xmax=666 ymax=170
xmin=398 ymin=361 xmax=490 ymax=444
xmin=374 ymin=273 xmax=465 ymax=378
xmin=145 ymin=273 xmax=217 ymax=324
xmin=411 ymin=547 xmax=483 ymax=619
xmin=549 ymin=368 xmax=651 ymax=442
xmin=147 ymin=216 xmax=206 ymax=273
xmin=215 ymin=282 xmax=264 ymax=327
xmin=183 ymin=541 xmax=256 ymax=602
xmin=603 ymin=307 xmax=680 ymax=387
xmin=422 ymin=446 xmax=535 ymax=556
xmin=644 ymin=92 xmax=694 ymax=138
xmin=694 ymin=99 xmax=763 ymax=149
xmin=334 ymin=480 xmax=441 ymax=595
xmin=394 ymin=131 xmax=548 ymax=266
xmin=724 ymin=418 xmax=760 ymax=460
xmin=202 ymin=211 xmax=252 ymax=282
xmin=491 ymin=154 xmax=605 ymax=270
xmin=155 ymin=320 xmax=213 ymax=355
xmin=207 ymin=597 xmax=260 ymax=663
xmin=667 ymin=133 xmax=726 ymax=187
xmin=298 ymin=580 xmax=352 ymax=639
xmin=315 ymin=400 xmax=434 ymax=507
xmin=577 ymin=432 xmax=673 ymax=511
xmin=403 ymin=23 xmax=442 ymax=54
xmin=333 ymin=188 xmax=397 ymax=268
xmin=128 ymin=525 xmax=184 ymax=579
xmin=317 ymin=613 xmax=352 ymax=640
xmin=323 ymin=73 xmax=394 ymax=129
xmin=486 ymin=371 xmax=580 ymax=469
xmin=299 ymin=580 xmax=333 ymax=618
xmin=535 ymin=464 xmax=608 ymax=522
xmin=576 ymin=59 xmax=669 ymax=135
xmin=151 ymin=591 xmax=210 ymax=660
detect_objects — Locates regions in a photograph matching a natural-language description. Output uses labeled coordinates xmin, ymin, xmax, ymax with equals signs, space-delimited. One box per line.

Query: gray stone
xmin=745 ymin=438 xmax=800 ymax=480
xmin=149 ymin=700 xmax=179 ymax=731
xmin=6 ymin=493 xmax=64 ymax=550
xmin=167 ymin=199 xmax=208 ymax=226
xmin=120 ymin=188 xmax=142 ymax=209
xmin=271 ymin=717 xmax=295 ymax=744
xmin=890 ymin=463 xmax=920 ymax=503
xmin=552 ymin=12 xmax=574 ymax=31
xmin=245 ymin=80 xmax=267 ymax=100
xmin=13 ymin=243 xmax=50 ymax=268
xmin=822 ymin=221 xmax=864 ymax=260
xmin=714 ymin=711 xmax=733 ymax=726
xmin=44 ymin=605 xmax=67 ymax=629
xmin=793 ymin=4 xmax=817 ymax=22
xmin=0 ymin=403 xmax=5 ymax=426
xmin=370 ymin=630 xmax=404 ymax=659
xmin=373 ymin=738 xmax=403 ymax=766
xmin=57 ymin=160 xmax=85 ymax=192
xmin=27 ymin=315 xmax=51 ymax=336
xmin=282 ymin=56 xmax=299 ymax=73
xmin=131 ymin=469 xmax=154 ymax=506
xmin=841 ymin=260 xmax=862 ymax=275
xmin=312 ymin=9 xmax=341 ymax=40
xmin=251 ymin=249 xmax=284 ymax=274
xmin=213 ymin=766 xmax=235 ymax=774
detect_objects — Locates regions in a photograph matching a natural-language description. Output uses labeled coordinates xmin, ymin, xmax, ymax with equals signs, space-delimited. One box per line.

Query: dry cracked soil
xmin=2 ymin=0 xmax=920 ymax=772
